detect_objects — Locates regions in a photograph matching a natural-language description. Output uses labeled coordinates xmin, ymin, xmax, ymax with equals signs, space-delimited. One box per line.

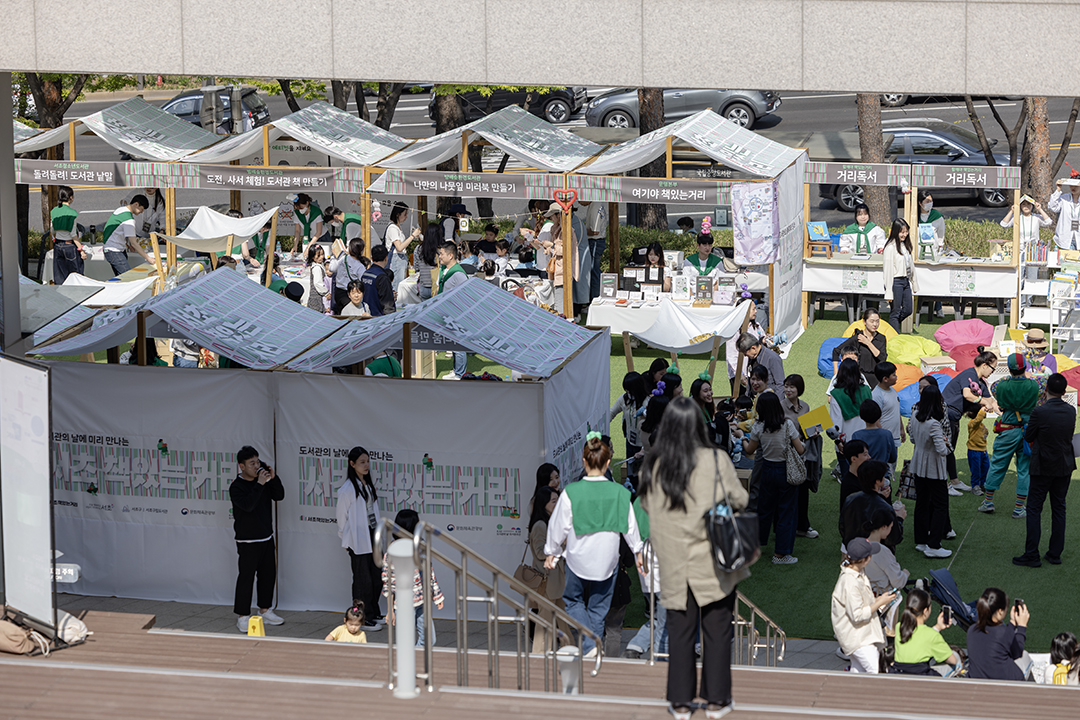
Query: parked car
xmin=819 ymin=119 xmax=1013 ymax=211
xmin=161 ymin=87 xmax=272 ymax=133
xmin=584 ymin=88 xmax=781 ymax=129
xmin=427 ymin=87 xmax=587 ymax=124
xmin=880 ymin=93 xmax=1024 ymax=108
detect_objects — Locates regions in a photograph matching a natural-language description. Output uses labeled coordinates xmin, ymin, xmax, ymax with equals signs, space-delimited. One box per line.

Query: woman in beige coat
xmin=539 ymin=206 xmax=578 ymax=316
xmin=640 ymin=397 xmax=750 ymax=720
xmin=528 ymin=485 xmax=567 ymax=653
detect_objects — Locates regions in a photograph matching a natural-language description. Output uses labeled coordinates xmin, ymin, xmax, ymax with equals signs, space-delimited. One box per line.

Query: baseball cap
xmin=846 ymin=537 xmax=880 ymax=562
xmin=1007 ymin=353 xmax=1026 ymax=372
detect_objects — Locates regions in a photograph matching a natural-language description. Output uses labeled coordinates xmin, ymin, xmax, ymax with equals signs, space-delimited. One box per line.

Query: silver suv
xmin=584 ymin=88 xmax=780 ymax=129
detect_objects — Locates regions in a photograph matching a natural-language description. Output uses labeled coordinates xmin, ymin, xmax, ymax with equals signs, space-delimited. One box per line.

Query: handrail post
xmin=422 ymin=523 xmax=435 ymax=691
xmin=388 ymin=537 xmax=418 ymax=698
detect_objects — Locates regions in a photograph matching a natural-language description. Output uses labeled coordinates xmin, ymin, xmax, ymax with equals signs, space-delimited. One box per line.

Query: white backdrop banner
xmin=542 ymin=333 xmax=611 ymax=483
xmin=773 ymin=155 xmax=808 ymax=342
xmin=49 ymin=363 xmax=275 ymax=605
xmin=274 ymin=373 xmax=543 ymax=613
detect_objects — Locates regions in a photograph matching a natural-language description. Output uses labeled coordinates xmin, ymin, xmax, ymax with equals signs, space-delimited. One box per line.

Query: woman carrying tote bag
xmin=640 ymin=397 xmax=749 ymax=720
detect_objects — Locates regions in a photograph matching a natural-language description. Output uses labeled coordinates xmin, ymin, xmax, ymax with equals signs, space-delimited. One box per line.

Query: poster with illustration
xmin=731 ymin=181 xmax=780 ymax=265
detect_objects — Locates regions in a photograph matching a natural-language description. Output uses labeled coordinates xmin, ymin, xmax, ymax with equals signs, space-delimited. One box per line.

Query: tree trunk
xmin=855 ymin=93 xmax=891 ymax=225
xmin=636 ymin=88 xmax=668 ymax=230
xmin=330 ymin=80 xmax=351 ymax=111
xmin=1025 ymin=97 xmax=1052 ymax=202
xmin=25 ymin=73 xmax=88 ymax=233
xmin=1051 ymin=98 xmax=1080 ymax=177
xmin=374 ymin=83 xmax=406 ymax=130
xmin=468 ymin=145 xmax=493 ymax=219
xmin=986 ymin=96 xmax=1026 ymax=166
xmin=277 ymin=80 xmax=301 ymax=113
xmin=353 ymin=82 xmax=369 ymax=122
xmin=963 ymin=95 xmax=997 ymax=165
xmin=433 ymin=91 xmax=466 ymax=217
xmin=522 ymin=91 xmax=534 ymax=114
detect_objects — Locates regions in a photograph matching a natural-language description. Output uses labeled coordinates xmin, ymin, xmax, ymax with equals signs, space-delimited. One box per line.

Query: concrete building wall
xmin=1 ymin=0 xmax=1078 ymax=96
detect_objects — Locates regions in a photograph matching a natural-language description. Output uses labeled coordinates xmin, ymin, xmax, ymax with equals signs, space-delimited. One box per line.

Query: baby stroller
xmin=925 ymin=568 xmax=978 ymax=630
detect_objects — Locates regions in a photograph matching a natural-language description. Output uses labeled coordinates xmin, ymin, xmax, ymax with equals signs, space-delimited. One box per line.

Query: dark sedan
xmin=584 ymin=88 xmax=780 ymax=129
xmin=427 ymin=87 xmax=587 ymax=124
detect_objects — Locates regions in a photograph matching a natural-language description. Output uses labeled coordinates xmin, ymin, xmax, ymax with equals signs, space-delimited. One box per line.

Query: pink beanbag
xmin=933 ymin=319 xmax=994 ymax=354
xmin=949 ymin=344 xmax=983 ymax=373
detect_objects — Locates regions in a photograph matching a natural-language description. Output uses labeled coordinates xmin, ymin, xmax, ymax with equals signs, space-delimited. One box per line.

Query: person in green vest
xmin=543 ymin=432 xmax=644 ymax=657
xmin=916 ymin=191 xmax=947 ymax=317
xmin=241 ymin=219 xmax=274 ymax=270
xmin=364 ymin=351 xmax=402 ymax=378
xmin=436 ymin=241 xmax=470 ymax=379
xmin=50 ymin=186 xmax=86 ymax=284
xmin=291 ymin=193 xmax=324 ymax=254
xmin=102 ymin=194 xmax=154 ymax=276
xmin=323 ymin=205 xmax=364 ymax=245
xmin=840 ymin=203 xmax=886 ymax=255
xmin=682 ymin=234 xmax=722 ymax=286
xmin=979 ymin=353 xmax=1041 ymax=518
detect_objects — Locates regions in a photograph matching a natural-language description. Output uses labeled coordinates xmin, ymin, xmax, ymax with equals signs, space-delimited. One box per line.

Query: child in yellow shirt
xmin=967 ymin=407 xmax=989 ymax=496
xmin=325 ymin=602 xmax=368 ymax=643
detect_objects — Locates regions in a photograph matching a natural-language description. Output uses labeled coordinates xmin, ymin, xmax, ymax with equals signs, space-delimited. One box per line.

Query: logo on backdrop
xmin=86 ymin=503 xmax=113 ymax=511
xmin=495 ymin=524 xmax=522 ymax=537
xmin=53 ymin=500 xmax=78 ymax=508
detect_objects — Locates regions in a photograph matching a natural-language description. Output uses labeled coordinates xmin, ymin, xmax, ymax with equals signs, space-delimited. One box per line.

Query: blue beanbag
xmin=818 ymin=337 xmax=847 ymax=378
xmin=898 ymin=372 xmax=954 ymax=417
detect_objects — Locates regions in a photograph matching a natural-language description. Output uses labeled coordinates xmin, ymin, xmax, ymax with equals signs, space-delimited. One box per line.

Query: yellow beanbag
xmin=1054 ymin=354 xmax=1078 ymax=372
xmin=843 ymin=319 xmax=899 ymax=340
xmin=888 ymin=334 xmax=943 ymax=368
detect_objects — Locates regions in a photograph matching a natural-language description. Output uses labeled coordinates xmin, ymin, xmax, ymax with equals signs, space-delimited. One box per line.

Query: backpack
xmin=1052 ymin=661 xmax=1073 ymax=685
xmin=0 ymin=618 xmax=49 ymax=655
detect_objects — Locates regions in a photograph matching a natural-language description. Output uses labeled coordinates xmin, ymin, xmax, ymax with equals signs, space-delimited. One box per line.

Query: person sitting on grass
xmin=966 ymin=588 xmax=1030 ymax=681
xmin=839 ymin=460 xmax=901 ymax=552
xmin=1044 ymin=632 xmax=1079 ymax=685
xmin=894 ymin=588 xmax=959 ymax=676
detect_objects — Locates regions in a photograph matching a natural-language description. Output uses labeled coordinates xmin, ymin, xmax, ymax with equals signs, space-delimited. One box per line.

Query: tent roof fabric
xmin=14 ymin=97 xmax=220 ymax=161
xmin=579 ymin=109 xmax=805 ymax=177
xmin=177 ymin=206 xmax=279 ymax=240
xmin=12 ymin=120 xmax=39 ymax=143
xmin=271 ymin=102 xmax=411 ymax=167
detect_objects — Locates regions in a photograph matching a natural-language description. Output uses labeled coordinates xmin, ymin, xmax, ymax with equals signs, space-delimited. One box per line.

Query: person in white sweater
xmin=881 ymin=219 xmax=920 ymax=331
xmin=1048 ymin=178 xmax=1080 ymax=250
xmin=831 ymin=537 xmax=897 ymax=673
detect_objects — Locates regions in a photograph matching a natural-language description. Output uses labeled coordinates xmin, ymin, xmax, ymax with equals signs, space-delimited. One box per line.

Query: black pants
xmin=333 ymin=287 xmax=350 ymax=315
xmin=1024 ymin=474 xmax=1071 ymax=561
xmin=52 ymin=242 xmax=84 ymax=286
xmin=666 ymin=587 xmax=736 ymax=707
xmin=234 ymin=539 xmax=276 ymax=615
xmin=913 ymin=475 xmax=949 ymax=549
xmin=889 ymin=277 xmax=912 ymax=331
xmin=349 ymin=549 xmax=384 ymax=619
xmin=797 ymin=482 xmax=812 ymax=533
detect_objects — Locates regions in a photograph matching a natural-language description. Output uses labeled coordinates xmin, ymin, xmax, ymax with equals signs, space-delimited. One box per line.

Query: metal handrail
xmin=373 ymin=518 xmax=603 ymax=694
xmin=640 ymin=539 xmax=786 ymax=667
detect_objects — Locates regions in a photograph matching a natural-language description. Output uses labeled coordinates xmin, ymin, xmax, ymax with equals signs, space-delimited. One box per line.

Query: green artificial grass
xmin=457 ymin=309 xmax=1080 ymax=651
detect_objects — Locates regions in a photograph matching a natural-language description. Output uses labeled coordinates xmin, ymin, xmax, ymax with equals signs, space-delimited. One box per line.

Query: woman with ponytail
xmin=335 ymin=446 xmax=383 ymax=630
xmin=894 ymin=588 xmax=959 ymax=675
xmin=543 ymin=432 xmax=644 ymax=657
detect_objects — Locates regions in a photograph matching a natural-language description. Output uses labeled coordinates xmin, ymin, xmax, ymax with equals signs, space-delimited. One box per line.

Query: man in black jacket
xmin=361 ymin=245 xmax=396 ymax=316
xmin=840 ymin=460 xmax=901 ymax=552
xmin=1014 ymin=374 xmax=1077 ymax=568
xmin=231 ymin=445 xmax=286 ymax=631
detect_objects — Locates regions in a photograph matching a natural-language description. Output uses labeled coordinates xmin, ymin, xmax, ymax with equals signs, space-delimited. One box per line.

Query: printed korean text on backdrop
xmin=731 ymin=181 xmax=780 ymax=265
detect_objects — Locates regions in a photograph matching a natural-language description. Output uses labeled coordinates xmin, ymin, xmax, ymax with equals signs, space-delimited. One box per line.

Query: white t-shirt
xmin=586 ymin=203 xmax=607 ymax=239
xmin=104 ymin=207 xmax=137 ymax=253
xmin=441 ymin=216 xmax=458 ymax=242
xmin=384 ymin=223 xmax=406 ymax=253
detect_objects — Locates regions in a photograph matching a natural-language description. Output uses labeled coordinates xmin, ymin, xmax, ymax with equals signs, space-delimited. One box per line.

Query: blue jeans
xmin=415 ymin=604 xmax=434 ymax=647
xmin=172 ymin=356 xmax=199 ymax=368
xmin=418 ymin=285 xmax=432 ymax=301
xmin=453 ymin=352 xmax=467 ymax=376
xmin=105 ymin=250 xmax=130 ymax=276
xmin=757 ymin=459 xmax=797 ymax=557
xmin=589 ymin=237 xmax=606 ymax=299
xmin=626 ymin=593 xmax=668 ymax=656
xmin=967 ymin=450 xmax=989 ymax=488
xmin=391 ymin=251 xmax=409 ymax=292
xmin=563 ymin=566 xmax=615 ymax=654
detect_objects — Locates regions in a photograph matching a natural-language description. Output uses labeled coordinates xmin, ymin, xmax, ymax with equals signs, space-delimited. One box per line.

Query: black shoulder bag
xmin=704 ymin=449 xmax=761 ymax=572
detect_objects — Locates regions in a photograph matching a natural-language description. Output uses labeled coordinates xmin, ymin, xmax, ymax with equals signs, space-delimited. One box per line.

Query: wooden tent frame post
xmin=165 ymin=188 xmax=178 ymax=272
xmin=264 ymin=213 xmax=279 ymax=288
xmin=361 ymin=167 xmax=372 ymax=259
xmin=136 ymin=310 xmax=150 ymax=366
xmin=562 ymin=206 xmax=572 ymax=317
xmin=402 ymin=322 xmax=413 ymax=379
xmin=621 ymin=331 xmax=634 ymax=372
xmin=148 ymin=232 xmax=166 ymax=288
xmin=730 ymin=302 xmax=756 ymax=398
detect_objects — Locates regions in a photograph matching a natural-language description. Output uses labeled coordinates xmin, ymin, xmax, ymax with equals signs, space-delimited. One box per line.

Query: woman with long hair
xmin=882 ymin=218 xmax=919 ymax=330
xmin=644 ymin=358 xmax=670 ymax=395
xmin=384 ymin=202 xmax=421 ymax=292
xmin=528 ymin=485 xmax=566 ymax=653
xmin=334 ymin=447 xmax=383 ymax=630
xmin=540 ymin=208 xmax=579 ymax=315
xmin=691 ymin=375 xmax=729 ymax=453
xmin=644 ymin=241 xmax=672 ymax=292
xmin=894 ymin=588 xmax=959 ymax=675
xmin=329 ymin=237 xmax=368 ymax=314
xmin=305 ymin=243 xmax=330 ymax=313
xmin=639 ymin=397 xmax=749 ymax=719
xmin=829 ymin=358 xmax=872 ymax=476
xmin=741 ymin=392 xmax=804 ymax=565
xmin=414 ymin=225 xmax=441 ymax=301
xmin=908 ymin=384 xmax=952 ymax=558
xmin=967 ymin=588 xmax=1030 ymax=681
xmin=543 ymin=434 xmax=643 ymax=657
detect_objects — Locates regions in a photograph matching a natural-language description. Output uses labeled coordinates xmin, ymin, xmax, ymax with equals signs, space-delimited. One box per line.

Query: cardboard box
xmin=920 ymin=356 xmax=956 ymax=374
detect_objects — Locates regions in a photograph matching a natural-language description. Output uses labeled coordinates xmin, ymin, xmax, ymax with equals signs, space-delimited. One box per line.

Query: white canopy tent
xmin=632 ymin=299 xmax=754 ymax=354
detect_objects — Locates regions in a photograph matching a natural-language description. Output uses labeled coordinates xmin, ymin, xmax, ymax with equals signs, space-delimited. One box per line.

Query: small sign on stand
xmin=693 ymin=277 xmax=713 ymax=307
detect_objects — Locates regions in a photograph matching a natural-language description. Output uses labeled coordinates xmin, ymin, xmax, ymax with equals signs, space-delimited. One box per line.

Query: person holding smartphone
xmin=894 ymin=589 xmax=960 ymax=675
xmin=230 ymin=446 xmax=286 ymax=633
xmin=966 ymin=588 xmax=1031 ymax=681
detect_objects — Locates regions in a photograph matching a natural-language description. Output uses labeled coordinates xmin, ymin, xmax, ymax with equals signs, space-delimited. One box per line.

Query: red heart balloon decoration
xmin=552 ymin=189 xmax=577 ymax=214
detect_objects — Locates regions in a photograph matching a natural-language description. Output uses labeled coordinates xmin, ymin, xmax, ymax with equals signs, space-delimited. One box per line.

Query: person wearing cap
xmin=1014 ymin=373 xmax=1076 ymax=567
xmin=979 ymin=354 xmax=1041 ymax=518
xmin=1022 ymin=328 xmax=1050 ymax=370
xmin=1049 ymin=177 xmax=1080 ymax=250
xmin=441 ymin=203 xmax=471 ymax=244
xmin=539 ymin=205 xmax=579 ymax=315
xmin=830 ymin=537 xmax=897 ymax=674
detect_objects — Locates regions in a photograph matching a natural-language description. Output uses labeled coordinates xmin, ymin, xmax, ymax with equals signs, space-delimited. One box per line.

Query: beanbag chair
xmin=898 ymin=372 xmax=954 ymax=417
xmin=818 ymin=337 xmax=847 ymax=378
xmin=949 ymin=344 xmax=983 ymax=373
xmin=888 ymin=334 xmax=943 ymax=368
xmin=933 ymin=318 xmax=994 ymax=354
xmin=894 ymin=363 xmax=923 ymax=391
xmin=842 ymin=319 xmax=899 ymax=340
xmin=1062 ymin=365 xmax=1080 ymax=391
xmin=1053 ymin=354 xmax=1077 ymax=372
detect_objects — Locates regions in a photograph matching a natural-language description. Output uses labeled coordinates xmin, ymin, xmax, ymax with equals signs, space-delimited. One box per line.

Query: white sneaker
xmin=923 ymin=547 xmax=952 ymax=558
xmin=835 ymin=646 xmax=850 ymax=660
xmin=259 ymin=609 xmax=285 ymax=625
xmin=237 ymin=615 xmax=251 ymax=633
xmin=441 ymin=372 xmax=459 ymax=380
xmin=945 ymin=530 xmax=957 ymax=540
xmin=796 ymin=528 xmax=819 ymax=539
xmin=949 ymin=480 xmax=971 ymax=492
xmin=584 ymin=646 xmax=598 ymax=659
xmin=915 ymin=544 xmax=928 ymax=552
xmin=772 ymin=554 xmax=798 ymax=565
xmin=948 ymin=486 xmax=962 ymax=496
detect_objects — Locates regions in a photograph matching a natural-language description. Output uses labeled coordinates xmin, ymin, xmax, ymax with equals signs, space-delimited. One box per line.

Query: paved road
xmin=26 ymin=90 xmax=1080 ymax=233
